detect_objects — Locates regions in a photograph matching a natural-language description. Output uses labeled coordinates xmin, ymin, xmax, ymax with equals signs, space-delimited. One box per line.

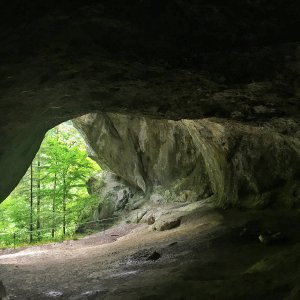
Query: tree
xmin=42 ymin=127 xmax=97 ymax=236
xmin=30 ymin=163 xmax=34 ymax=243
xmin=0 ymin=122 xmax=100 ymax=248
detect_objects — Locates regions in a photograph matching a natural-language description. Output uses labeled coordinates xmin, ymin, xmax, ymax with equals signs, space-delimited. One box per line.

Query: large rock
xmin=87 ymin=171 xmax=145 ymax=220
xmin=75 ymin=114 xmax=300 ymax=208
xmin=153 ymin=217 xmax=182 ymax=231
xmin=74 ymin=113 xmax=213 ymax=203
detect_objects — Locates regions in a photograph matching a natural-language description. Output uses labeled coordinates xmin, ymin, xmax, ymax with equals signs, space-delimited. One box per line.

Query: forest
xmin=0 ymin=122 xmax=100 ymax=248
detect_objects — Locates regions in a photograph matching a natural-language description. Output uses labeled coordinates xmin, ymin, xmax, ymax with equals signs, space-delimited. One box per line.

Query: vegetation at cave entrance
xmin=0 ymin=122 xmax=100 ymax=248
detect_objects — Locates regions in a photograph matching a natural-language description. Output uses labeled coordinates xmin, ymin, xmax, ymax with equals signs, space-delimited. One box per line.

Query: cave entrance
xmin=0 ymin=120 xmax=101 ymax=249
xmin=2 ymin=113 xmax=300 ymax=299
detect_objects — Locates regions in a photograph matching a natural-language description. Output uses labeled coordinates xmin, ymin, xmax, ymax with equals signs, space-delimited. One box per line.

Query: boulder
xmin=154 ymin=217 xmax=182 ymax=231
xmin=88 ymin=171 xmax=145 ymax=221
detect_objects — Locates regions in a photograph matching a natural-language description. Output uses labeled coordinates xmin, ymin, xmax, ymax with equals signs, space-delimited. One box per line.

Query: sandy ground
xmin=1 ymin=205 xmax=300 ymax=300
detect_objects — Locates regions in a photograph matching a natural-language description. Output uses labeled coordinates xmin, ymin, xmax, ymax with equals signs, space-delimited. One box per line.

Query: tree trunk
xmin=29 ymin=163 xmax=33 ymax=243
xmin=52 ymin=172 xmax=57 ymax=238
xmin=62 ymin=176 xmax=67 ymax=236
xmin=36 ymin=154 xmax=41 ymax=240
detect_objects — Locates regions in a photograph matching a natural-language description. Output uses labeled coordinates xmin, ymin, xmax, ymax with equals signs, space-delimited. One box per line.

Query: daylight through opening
xmin=0 ymin=121 xmax=101 ymax=248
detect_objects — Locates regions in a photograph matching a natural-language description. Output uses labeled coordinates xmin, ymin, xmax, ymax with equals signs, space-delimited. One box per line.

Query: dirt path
xmin=1 ymin=206 xmax=300 ymax=300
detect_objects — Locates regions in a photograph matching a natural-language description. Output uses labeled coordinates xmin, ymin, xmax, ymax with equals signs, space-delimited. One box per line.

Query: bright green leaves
xmin=0 ymin=122 xmax=100 ymax=248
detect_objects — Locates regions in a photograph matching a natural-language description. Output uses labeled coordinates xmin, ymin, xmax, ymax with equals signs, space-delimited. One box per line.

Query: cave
xmin=0 ymin=1 xmax=300 ymax=299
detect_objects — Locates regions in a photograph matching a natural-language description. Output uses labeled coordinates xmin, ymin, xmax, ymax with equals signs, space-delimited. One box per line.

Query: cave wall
xmin=0 ymin=1 xmax=300 ymax=201
xmin=74 ymin=114 xmax=213 ymax=204
xmin=75 ymin=114 xmax=300 ymax=209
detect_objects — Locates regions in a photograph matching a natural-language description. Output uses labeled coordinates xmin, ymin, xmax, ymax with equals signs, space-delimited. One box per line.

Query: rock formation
xmin=0 ymin=1 xmax=300 ymax=201
xmin=75 ymin=113 xmax=300 ymax=209
xmin=1 ymin=2 xmax=300 ymax=299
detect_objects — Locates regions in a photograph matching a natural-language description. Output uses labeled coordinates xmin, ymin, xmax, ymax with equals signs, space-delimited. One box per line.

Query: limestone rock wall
xmin=74 ymin=113 xmax=213 ymax=204
xmin=1 ymin=1 xmax=300 ymax=202
xmin=86 ymin=171 xmax=145 ymax=220
xmin=75 ymin=114 xmax=300 ymax=209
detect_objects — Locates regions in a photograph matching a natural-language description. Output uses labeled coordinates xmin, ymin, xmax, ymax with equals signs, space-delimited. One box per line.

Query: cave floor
xmin=1 ymin=205 xmax=300 ymax=300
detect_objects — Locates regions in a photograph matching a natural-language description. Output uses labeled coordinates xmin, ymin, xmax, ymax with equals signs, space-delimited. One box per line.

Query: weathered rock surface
xmin=86 ymin=171 xmax=145 ymax=221
xmin=153 ymin=217 xmax=182 ymax=231
xmin=0 ymin=1 xmax=300 ymax=201
xmin=75 ymin=113 xmax=300 ymax=208
xmin=74 ymin=113 xmax=213 ymax=205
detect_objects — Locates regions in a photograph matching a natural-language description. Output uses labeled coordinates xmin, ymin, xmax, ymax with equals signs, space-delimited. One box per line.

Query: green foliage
xmin=0 ymin=122 xmax=100 ymax=248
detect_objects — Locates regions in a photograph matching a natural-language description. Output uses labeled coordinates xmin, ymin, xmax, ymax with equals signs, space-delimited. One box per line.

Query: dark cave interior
xmin=0 ymin=1 xmax=300 ymax=299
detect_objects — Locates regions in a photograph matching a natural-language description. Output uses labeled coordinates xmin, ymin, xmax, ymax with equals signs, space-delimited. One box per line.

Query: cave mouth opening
xmin=0 ymin=112 xmax=217 ymax=251
xmin=0 ymin=111 xmax=214 ymax=250
xmin=0 ymin=113 xmax=300 ymax=299
xmin=0 ymin=120 xmax=101 ymax=249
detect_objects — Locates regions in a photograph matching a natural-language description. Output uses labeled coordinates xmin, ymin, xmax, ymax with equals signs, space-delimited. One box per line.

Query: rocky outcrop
xmin=75 ymin=114 xmax=300 ymax=209
xmin=86 ymin=171 xmax=145 ymax=220
xmin=74 ymin=113 xmax=213 ymax=206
